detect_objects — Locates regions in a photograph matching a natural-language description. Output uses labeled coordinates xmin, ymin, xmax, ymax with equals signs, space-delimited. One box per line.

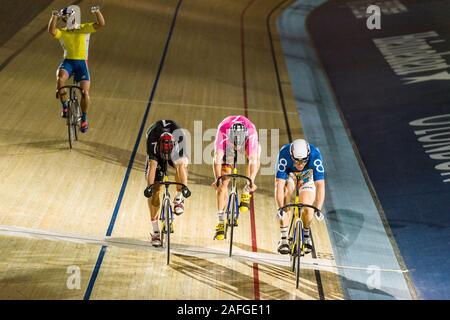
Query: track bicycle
xmin=215 ymin=138 xmax=252 ymax=257
xmin=279 ymin=172 xmax=323 ymax=289
xmin=57 ymin=82 xmax=83 ymax=149
xmin=145 ymin=167 xmax=190 ymax=265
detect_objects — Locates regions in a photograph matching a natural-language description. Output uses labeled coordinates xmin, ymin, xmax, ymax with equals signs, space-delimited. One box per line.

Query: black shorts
xmin=145 ymin=156 xmax=174 ymax=182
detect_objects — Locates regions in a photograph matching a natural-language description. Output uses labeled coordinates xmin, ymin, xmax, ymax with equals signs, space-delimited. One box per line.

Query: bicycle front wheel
xmin=295 ymin=220 xmax=303 ymax=289
xmin=228 ymin=193 xmax=237 ymax=257
xmin=74 ymin=100 xmax=80 ymax=141
xmin=164 ymin=198 xmax=171 ymax=265
xmin=67 ymin=102 xmax=76 ymax=149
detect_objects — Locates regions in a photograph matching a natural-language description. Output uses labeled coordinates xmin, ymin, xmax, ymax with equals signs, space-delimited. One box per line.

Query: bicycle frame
xmin=160 ymin=174 xmax=173 ymax=265
xmin=288 ymin=185 xmax=303 ymax=256
xmin=57 ymin=85 xmax=83 ymax=149
xmin=225 ymin=167 xmax=239 ymax=228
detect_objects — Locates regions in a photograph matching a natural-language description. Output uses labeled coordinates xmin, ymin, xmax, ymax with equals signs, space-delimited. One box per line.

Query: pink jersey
xmin=214 ymin=115 xmax=259 ymax=157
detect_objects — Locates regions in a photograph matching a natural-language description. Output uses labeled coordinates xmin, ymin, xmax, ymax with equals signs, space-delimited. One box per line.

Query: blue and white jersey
xmin=275 ymin=143 xmax=325 ymax=181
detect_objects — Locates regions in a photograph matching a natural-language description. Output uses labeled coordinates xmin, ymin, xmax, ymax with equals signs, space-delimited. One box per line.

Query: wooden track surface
xmin=0 ymin=0 xmax=343 ymax=300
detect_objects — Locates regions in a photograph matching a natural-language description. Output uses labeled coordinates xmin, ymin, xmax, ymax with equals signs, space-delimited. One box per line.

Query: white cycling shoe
xmin=277 ymin=237 xmax=290 ymax=255
xmin=151 ymin=232 xmax=162 ymax=247
xmin=304 ymin=236 xmax=313 ymax=254
xmin=173 ymin=196 xmax=184 ymax=215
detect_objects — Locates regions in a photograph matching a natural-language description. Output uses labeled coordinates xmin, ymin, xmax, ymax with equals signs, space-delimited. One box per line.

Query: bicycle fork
xmin=225 ymin=189 xmax=239 ymax=229
xmin=291 ymin=195 xmax=305 ymax=256
xmin=160 ymin=196 xmax=174 ymax=234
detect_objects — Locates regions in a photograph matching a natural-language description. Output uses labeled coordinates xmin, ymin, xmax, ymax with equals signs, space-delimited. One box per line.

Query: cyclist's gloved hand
xmin=91 ymin=5 xmax=100 ymax=13
xmin=277 ymin=208 xmax=285 ymax=220
xmin=181 ymin=186 xmax=191 ymax=198
xmin=315 ymin=209 xmax=324 ymax=222
xmin=144 ymin=185 xmax=154 ymax=198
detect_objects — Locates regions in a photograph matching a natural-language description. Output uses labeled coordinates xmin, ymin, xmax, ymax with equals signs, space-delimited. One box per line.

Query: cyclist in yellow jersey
xmin=48 ymin=5 xmax=105 ymax=133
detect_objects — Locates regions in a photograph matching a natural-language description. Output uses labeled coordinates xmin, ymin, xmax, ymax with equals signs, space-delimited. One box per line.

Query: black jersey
xmin=146 ymin=120 xmax=184 ymax=161
xmin=145 ymin=120 xmax=187 ymax=181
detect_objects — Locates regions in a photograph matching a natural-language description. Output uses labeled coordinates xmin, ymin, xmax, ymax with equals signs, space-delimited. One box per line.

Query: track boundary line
xmin=91 ymin=97 xmax=298 ymax=115
xmin=0 ymin=224 xmax=409 ymax=274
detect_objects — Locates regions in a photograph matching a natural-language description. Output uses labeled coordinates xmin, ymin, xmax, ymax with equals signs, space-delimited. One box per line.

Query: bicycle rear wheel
xmin=291 ymin=236 xmax=296 ymax=272
xmin=74 ymin=99 xmax=80 ymax=141
xmin=295 ymin=220 xmax=303 ymax=289
xmin=67 ymin=101 xmax=76 ymax=149
xmin=228 ymin=193 xmax=236 ymax=257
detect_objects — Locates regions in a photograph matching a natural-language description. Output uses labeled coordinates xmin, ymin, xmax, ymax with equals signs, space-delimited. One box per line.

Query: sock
xmin=280 ymin=226 xmax=288 ymax=239
xmin=304 ymin=228 xmax=310 ymax=238
xmin=175 ymin=191 xmax=183 ymax=200
xmin=152 ymin=220 xmax=160 ymax=234
xmin=81 ymin=112 xmax=87 ymax=122
xmin=218 ymin=211 xmax=224 ymax=223
xmin=243 ymin=184 xmax=250 ymax=194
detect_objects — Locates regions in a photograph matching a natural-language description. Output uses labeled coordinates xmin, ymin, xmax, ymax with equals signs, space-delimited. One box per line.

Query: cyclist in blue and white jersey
xmin=274 ymin=139 xmax=325 ymax=255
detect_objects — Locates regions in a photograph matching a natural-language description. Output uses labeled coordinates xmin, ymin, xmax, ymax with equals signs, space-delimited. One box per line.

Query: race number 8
xmin=278 ymin=158 xmax=288 ymax=172
xmin=314 ymin=159 xmax=324 ymax=173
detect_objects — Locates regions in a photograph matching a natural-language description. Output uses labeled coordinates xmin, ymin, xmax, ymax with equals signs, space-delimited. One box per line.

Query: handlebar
xmin=144 ymin=181 xmax=191 ymax=198
xmin=58 ymin=85 xmax=83 ymax=93
xmin=215 ymin=174 xmax=252 ymax=187
xmin=150 ymin=181 xmax=188 ymax=189
xmin=279 ymin=203 xmax=324 ymax=221
xmin=57 ymin=85 xmax=84 ymax=99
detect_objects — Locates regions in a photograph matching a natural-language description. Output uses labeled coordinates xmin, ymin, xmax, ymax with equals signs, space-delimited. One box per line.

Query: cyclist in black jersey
xmin=145 ymin=120 xmax=189 ymax=247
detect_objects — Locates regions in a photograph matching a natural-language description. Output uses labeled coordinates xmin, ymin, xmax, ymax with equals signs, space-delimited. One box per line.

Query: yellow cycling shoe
xmin=214 ymin=222 xmax=225 ymax=240
xmin=239 ymin=192 xmax=251 ymax=213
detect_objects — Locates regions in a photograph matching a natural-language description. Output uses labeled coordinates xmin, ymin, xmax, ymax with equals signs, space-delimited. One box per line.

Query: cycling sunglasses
xmin=293 ymin=157 xmax=308 ymax=165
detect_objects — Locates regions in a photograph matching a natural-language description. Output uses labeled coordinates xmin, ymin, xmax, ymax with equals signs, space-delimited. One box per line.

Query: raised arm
xmin=48 ymin=10 xmax=59 ymax=36
xmin=92 ymin=6 xmax=106 ymax=30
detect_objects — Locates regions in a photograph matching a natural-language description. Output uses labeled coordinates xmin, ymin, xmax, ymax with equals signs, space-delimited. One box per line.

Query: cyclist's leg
xmin=76 ymin=60 xmax=91 ymax=132
xmin=298 ymin=185 xmax=316 ymax=229
xmin=298 ymin=183 xmax=316 ymax=253
xmin=277 ymin=178 xmax=294 ymax=254
xmin=149 ymin=184 xmax=163 ymax=220
xmin=245 ymin=145 xmax=260 ymax=189
xmin=145 ymin=157 xmax=163 ymax=245
xmin=282 ymin=176 xmax=296 ymax=226
xmin=78 ymin=80 xmax=90 ymax=131
xmin=217 ymin=164 xmax=231 ymax=213
xmin=56 ymin=61 xmax=71 ymax=117
xmin=173 ymin=157 xmax=188 ymax=215
xmin=79 ymin=80 xmax=90 ymax=114
xmin=174 ymin=157 xmax=188 ymax=190
xmin=214 ymin=164 xmax=230 ymax=240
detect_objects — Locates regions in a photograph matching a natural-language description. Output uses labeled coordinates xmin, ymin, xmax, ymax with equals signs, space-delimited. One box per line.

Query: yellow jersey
xmin=54 ymin=23 xmax=97 ymax=60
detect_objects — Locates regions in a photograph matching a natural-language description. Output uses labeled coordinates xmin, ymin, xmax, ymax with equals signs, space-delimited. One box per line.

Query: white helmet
xmin=60 ymin=5 xmax=81 ymax=30
xmin=290 ymin=139 xmax=310 ymax=163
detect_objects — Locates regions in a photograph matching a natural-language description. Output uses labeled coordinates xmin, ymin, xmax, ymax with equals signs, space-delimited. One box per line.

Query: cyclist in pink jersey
xmin=212 ymin=115 xmax=261 ymax=240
